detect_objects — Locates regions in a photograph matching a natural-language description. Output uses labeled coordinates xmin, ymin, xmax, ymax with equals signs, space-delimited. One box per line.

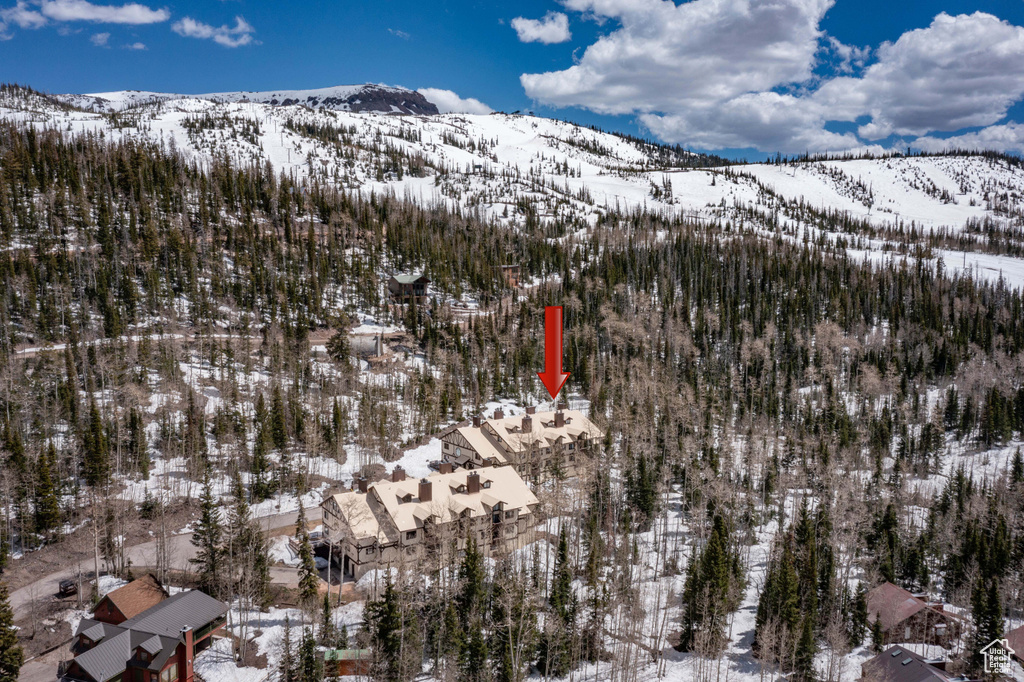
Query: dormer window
xmin=482 ymin=481 xmax=491 ymax=489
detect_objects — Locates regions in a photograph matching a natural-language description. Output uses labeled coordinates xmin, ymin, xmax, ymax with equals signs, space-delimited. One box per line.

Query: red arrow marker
xmin=537 ymin=306 xmax=571 ymax=400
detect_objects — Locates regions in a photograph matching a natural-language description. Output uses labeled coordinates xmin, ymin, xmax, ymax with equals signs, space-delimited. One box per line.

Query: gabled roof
xmin=861 ymin=646 xmax=955 ymax=682
xmin=1005 ymin=626 xmax=1024 ymax=660
xmin=867 ymin=582 xmax=929 ymax=631
xmin=122 ymin=589 xmax=227 ymax=638
xmin=326 ymin=466 xmax=539 ymax=540
xmin=73 ymin=629 xmax=133 ymax=682
xmin=72 ymin=590 xmax=227 ymax=682
xmin=390 ymin=274 xmax=430 ymax=284
xmin=95 ymin=574 xmax=168 ymax=621
xmin=483 ymin=409 xmax=604 ymax=455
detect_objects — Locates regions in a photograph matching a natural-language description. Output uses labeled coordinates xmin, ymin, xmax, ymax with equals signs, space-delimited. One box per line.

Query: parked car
xmin=314 ymin=557 xmax=329 ymax=570
xmin=58 ymin=579 xmax=77 ymax=597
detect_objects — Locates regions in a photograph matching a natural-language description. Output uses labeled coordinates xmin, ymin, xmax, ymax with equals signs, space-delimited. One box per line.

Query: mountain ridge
xmin=55 ymin=82 xmax=440 ymax=115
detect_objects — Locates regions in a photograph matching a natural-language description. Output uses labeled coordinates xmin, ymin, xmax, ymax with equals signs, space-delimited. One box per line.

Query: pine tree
xmin=537 ymin=527 xmax=576 ymax=677
xmin=34 ymin=444 xmax=61 ymax=539
xmin=228 ymin=470 xmax=271 ymax=609
xmin=0 ymin=580 xmax=24 ymax=682
xmin=190 ymin=473 xmax=223 ymax=597
xmin=849 ymin=583 xmax=868 ymax=648
xmin=679 ymin=515 xmax=744 ymax=654
xmin=298 ymin=627 xmax=323 ymax=682
xmin=296 ymin=505 xmax=320 ymax=610
xmin=128 ymin=407 xmax=149 ymax=479
xmin=271 ymin=385 xmax=288 ymax=451
xmin=320 ymin=592 xmax=336 ymax=646
xmin=755 ymin=533 xmax=799 ymax=659
xmin=491 ymin=558 xmax=537 ymax=682
xmin=83 ymin=401 xmax=109 ymax=487
xmin=279 ymin=615 xmax=297 ymax=682
xmin=366 ymin=576 xmax=413 ymax=682
xmin=970 ymin=576 xmax=1004 ymax=674
xmin=793 ymin=615 xmax=817 ymax=682
xmin=625 ymin=453 xmax=658 ymax=531
xmin=1012 ymin=448 xmax=1024 ymax=485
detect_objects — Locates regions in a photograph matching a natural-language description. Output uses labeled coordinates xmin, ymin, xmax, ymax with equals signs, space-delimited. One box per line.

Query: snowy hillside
xmin=4 ymin=85 xmax=1024 ymax=284
xmin=54 ymin=83 xmax=440 ymax=115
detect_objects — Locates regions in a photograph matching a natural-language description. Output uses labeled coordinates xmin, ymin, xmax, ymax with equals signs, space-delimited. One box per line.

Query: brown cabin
xmin=866 ymin=582 xmax=962 ymax=648
xmin=64 ymin=590 xmax=227 ymax=682
xmin=388 ymin=274 xmax=430 ymax=304
xmin=501 ymin=265 xmax=521 ymax=288
xmin=93 ymin=574 xmax=169 ymax=625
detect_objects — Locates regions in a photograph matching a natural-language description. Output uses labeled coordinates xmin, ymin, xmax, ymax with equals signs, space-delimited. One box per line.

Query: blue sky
xmin=2 ymin=0 xmax=1024 ymax=160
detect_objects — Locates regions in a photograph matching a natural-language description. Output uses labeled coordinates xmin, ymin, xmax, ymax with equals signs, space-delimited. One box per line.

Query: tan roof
xmin=483 ymin=409 xmax=603 ymax=455
xmin=453 ymin=425 xmax=507 ymax=464
xmin=325 ymin=467 xmax=538 ymax=544
xmin=97 ymin=574 xmax=168 ymax=621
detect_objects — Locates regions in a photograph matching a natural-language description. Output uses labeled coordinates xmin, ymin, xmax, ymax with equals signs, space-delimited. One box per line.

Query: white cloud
xmin=520 ymin=1 xmax=1024 ymax=153
xmin=825 ymin=35 xmax=870 ymax=73
xmin=522 ymin=0 xmax=831 ymax=115
xmin=913 ymin=123 xmax=1024 ymax=154
xmin=171 ymin=15 xmax=255 ymax=47
xmin=814 ymin=12 xmax=1024 ymax=140
xmin=89 ymin=29 xmax=106 ymax=44
xmin=417 ymin=88 xmax=493 ymax=115
xmin=0 ymin=0 xmax=164 ymax=37
xmin=387 ymin=27 xmax=409 ymax=39
xmin=39 ymin=0 xmax=168 ymax=24
xmin=123 ymin=39 xmax=143 ymax=49
xmin=0 ymin=1 xmax=46 ymax=29
xmin=511 ymin=11 xmax=570 ymax=44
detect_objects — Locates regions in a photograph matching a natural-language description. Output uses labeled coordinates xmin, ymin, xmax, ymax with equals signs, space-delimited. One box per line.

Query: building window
xmin=160 ymin=662 xmax=178 ymax=682
xmin=456 ymin=447 xmax=462 ymax=457
xmin=406 ymin=530 xmax=417 ymax=540
xmin=366 ymin=547 xmax=375 ymax=555
xmin=505 ymin=511 xmax=515 ymax=519
xmin=568 ymin=442 xmax=575 ymax=450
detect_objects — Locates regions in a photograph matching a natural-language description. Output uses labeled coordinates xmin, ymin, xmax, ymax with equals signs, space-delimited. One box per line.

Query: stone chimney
xmin=181 ymin=626 xmax=194 ymax=682
xmin=493 ymin=408 xmax=504 ymax=420
xmin=419 ymin=478 xmax=432 ymax=503
xmin=472 ymin=414 xmax=482 ymax=428
xmin=522 ymin=414 xmax=533 ymax=432
xmin=357 ymin=477 xmax=368 ymax=493
xmin=526 ymin=405 xmax=536 ymax=415
xmin=439 ymin=461 xmax=453 ymax=474
xmin=558 ymin=400 xmax=569 ymax=411
xmin=555 ymin=411 xmax=565 ymax=428
xmin=392 ymin=467 xmax=406 ymax=483
xmin=467 ymin=472 xmax=481 ymax=494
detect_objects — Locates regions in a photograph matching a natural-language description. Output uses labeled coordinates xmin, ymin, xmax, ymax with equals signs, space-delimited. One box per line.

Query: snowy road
xmin=9 ymin=506 xmax=321 ymax=622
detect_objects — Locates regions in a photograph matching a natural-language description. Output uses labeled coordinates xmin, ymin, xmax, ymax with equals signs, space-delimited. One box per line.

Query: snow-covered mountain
xmin=55 ymin=83 xmax=440 ymax=115
xmin=3 ymin=84 xmax=1024 ymax=286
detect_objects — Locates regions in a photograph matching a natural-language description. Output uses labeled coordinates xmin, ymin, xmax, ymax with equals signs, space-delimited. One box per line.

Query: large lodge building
xmin=323 ymin=466 xmax=539 ymax=580
xmin=322 ymin=405 xmax=604 ymax=580
xmin=441 ymin=405 xmax=604 ymax=482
